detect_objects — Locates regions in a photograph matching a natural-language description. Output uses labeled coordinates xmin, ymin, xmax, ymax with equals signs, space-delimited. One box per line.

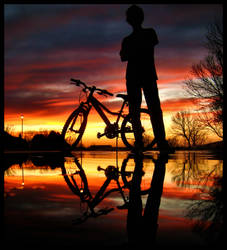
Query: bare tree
xmin=184 ymin=20 xmax=223 ymax=138
xmin=198 ymin=111 xmax=223 ymax=139
xmin=171 ymin=111 xmax=206 ymax=148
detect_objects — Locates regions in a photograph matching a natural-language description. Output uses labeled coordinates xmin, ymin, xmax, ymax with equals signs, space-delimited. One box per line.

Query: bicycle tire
xmin=61 ymin=158 xmax=92 ymax=200
xmin=121 ymin=155 xmax=152 ymax=195
xmin=62 ymin=106 xmax=88 ymax=148
xmin=121 ymin=108 xmax=155 ymax=150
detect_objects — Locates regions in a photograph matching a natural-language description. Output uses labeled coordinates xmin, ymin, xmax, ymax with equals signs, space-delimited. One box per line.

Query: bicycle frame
xmin=84 ymin=91 xmax=127 ymax=127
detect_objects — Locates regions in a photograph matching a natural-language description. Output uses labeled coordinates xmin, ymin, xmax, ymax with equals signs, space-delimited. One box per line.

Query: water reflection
xmin=4 ymin=150 xmax=223 ymax=247
xmin=170 ymin=152 xmax=222 ymax=188
xmin=167 ymin=152 xmax=223 ymax=246
xmin=59 ymin=152 xmax=169 ymax=246
xmin=186 ymin=176 xmax=224 ymax=246
xmin=127 ymin=153 xmax=168 ymax=247
xmin=61 ymin=157 xmax=128 ymax=224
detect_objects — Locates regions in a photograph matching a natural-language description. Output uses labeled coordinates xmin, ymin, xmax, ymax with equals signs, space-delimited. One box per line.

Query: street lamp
xmin=21 ymin=163 xmax=24 ymax=187
xmin=21 ymin=114 xmax=24 ymax=138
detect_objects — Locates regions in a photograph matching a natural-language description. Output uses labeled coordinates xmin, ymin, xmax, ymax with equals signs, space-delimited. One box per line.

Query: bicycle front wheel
xmin=61 ymin=157 xmax=92 ymax=200
xmin=62 ymin=107 xmax=88 ymax=148
xmin=121 ymin=108 xmax=155 ymax=150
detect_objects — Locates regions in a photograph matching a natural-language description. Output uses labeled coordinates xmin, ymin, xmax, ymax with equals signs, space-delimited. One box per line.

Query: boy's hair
xmin=126 ymin=5 xmax=144 ymax=25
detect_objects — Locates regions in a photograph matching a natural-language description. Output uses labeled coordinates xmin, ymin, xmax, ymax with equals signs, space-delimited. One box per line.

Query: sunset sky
xmin=4 ymin=4 xmax=223 ymax=146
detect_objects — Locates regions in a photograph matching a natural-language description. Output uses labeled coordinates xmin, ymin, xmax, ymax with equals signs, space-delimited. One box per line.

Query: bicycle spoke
xmin=70 ymin=128 xmax=81 ymax=133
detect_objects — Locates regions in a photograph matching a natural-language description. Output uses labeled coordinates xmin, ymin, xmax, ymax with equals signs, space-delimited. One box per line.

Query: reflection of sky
xmin=4 ymin=4 xmax=223 ymax=133
xmin=5 ymin=151 xmax=222 ymax=196
xmin=5 ymin=151 xmax=222 ymax=244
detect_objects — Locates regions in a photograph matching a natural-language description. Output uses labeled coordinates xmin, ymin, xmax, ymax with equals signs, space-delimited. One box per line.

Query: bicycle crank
xmin=97 ymin=123 xmax=119 ymax=139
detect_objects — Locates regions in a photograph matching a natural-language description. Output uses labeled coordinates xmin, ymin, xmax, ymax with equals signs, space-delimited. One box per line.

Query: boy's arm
xmin=120 ymin=39 xmax=128 ymax=62
xmin=152 ymin=29 xmax=159 ymax=46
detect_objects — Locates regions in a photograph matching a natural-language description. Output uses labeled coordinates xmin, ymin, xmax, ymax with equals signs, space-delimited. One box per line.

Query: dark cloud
xmin=4 ymin=4 xmax=223 ymax=127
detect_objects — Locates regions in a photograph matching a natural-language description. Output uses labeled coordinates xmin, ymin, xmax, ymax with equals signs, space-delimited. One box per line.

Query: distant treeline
xmin=3 ymin=130 xmax=223 ymax=152
xmin=3 ymin=130 xmax=70 ymax=151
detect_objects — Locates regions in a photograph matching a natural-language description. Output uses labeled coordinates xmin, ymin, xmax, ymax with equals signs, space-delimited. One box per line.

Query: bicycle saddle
xmin=116 ymin=94 xmax=128 ymax=101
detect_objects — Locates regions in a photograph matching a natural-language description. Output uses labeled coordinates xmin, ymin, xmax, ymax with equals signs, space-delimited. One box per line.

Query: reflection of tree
xmin=186 ymin=177 xmax=223 ymax=246
xmin=4 ymin=154 xmax=28 ymax=172
xmin=171 ymin=152 xmax=222 ymax=188
xmin=171 ymin=151 xmax=223 ymax=245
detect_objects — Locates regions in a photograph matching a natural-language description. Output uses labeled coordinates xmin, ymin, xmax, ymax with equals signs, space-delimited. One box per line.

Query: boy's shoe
xmin=146 ymin=138 xmax=157 ymax=150
xmin=130 ymin=140 xmax=144 ymax=155
xmin=157 ymin=140 xmax=175 ymax=154
xmin=117 ymin=202 xmax=129 ymax=210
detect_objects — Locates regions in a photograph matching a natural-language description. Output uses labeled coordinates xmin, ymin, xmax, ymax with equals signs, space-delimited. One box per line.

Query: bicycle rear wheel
xmin=62 ymin=107 xmax=88 ymax=148
xmin=121 ymin=108 xmax=155 ymax=150
xmin=121 ymin=154 xmax=154 ymax=195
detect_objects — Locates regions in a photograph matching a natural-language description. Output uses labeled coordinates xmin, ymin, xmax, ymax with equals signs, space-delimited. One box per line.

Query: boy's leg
xmin=126 ymin=81 xmax=143 ymax=147
xmin=143 ymin=82 xmax=166 ymax=145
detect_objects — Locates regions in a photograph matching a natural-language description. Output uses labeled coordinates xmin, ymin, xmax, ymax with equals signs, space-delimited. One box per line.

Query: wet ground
xmin=3 ymin=150 xmax=223 ymax=248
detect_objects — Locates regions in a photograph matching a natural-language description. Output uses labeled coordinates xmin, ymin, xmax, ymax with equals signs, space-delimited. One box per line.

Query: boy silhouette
xmin=120 ymin=5 xmax=172 ymax=152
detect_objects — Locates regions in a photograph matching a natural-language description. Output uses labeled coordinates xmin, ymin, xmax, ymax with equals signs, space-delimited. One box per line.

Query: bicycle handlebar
xmin=97 ymin=89 xmax=113 ymax=96
xmin=72 ymin=207 xmax=114 ymax=225
xmin=70 ymin=78 xmax=113 ymax=96
xmin=71 ymin=78 xmax=88 ymax=88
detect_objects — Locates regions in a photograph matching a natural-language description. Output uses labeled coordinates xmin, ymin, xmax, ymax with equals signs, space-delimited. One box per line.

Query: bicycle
xmin=61 ymin=157 xmax=129 ymax=224
xmin=62 ymin=78 xmax=156 ymax=150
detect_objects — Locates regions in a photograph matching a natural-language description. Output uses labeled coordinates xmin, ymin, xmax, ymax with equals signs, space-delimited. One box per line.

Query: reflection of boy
xmin=120 ymin=5 xmax=172 ymax=152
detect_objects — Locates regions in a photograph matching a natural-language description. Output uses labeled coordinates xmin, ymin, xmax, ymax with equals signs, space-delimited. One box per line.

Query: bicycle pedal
xmin=97 ymin=132 xmax=105 ymax=138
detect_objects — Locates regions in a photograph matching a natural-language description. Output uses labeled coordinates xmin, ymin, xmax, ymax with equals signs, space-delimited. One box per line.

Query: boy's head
xmin=126 ymin=5 xmax=144 ymax=27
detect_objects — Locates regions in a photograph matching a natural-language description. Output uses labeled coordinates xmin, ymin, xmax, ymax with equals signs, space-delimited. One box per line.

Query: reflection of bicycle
xmin=61 ymin=154 xmax=155 ymax=223
xmin=61 ymin=79 xmax=155 ymax=150
xmin=61 ymin=157 xmax=129 ymax=224
xmin=121 ymin=154 xmax=159 ymax=194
